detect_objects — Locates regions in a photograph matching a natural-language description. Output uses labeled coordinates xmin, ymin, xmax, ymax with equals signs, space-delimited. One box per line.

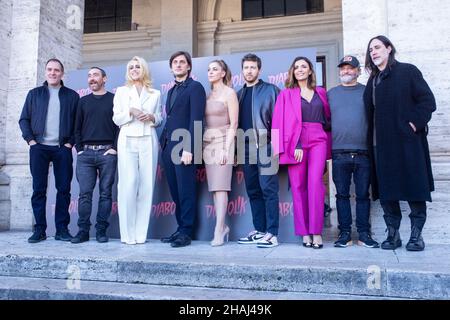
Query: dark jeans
xmin=161 ymin=144 xmax=198 ymax=237
xmin=242 ymin=143 xmax=279 ymax=235
xmin=29 ymin=144 xmax=73 ymax=232
xmin=332 ymin=151 xmax=371 ymax=233
xmin=76 ymin=149 xmax=117 ymax=232
xmin=380 ymin=200 xmax=427 ymax=231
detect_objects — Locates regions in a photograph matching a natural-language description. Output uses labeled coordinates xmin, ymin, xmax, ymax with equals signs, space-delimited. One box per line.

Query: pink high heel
xmin=211 ymin=225 xmax=230 ymax=247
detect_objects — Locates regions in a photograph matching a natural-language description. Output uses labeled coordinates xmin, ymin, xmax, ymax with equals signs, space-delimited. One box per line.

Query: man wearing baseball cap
xmin=327 ymin=55 xmax=379 ymax=248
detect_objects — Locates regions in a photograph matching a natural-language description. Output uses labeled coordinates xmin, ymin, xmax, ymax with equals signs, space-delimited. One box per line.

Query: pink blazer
xmin=271 ymin=86 xmax=332 ymax=164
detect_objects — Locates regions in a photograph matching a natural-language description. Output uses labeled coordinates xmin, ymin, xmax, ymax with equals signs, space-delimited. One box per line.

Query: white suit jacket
xmin=113 ymin=85 xmax=162 ymax=136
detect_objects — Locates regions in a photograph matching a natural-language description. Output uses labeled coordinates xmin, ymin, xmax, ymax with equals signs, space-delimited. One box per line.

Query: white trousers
xmin=117 ymin=132 xmax=158 ymax=244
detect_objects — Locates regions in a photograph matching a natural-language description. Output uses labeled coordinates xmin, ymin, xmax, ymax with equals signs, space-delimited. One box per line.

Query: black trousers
xmin=161 ymin=145 xmax=198 ymax=237
xmin=380 ymin=200 xmax=427 ymax=231
xmin=29 ymin=144 xmax=73 ymax=232
xmin=242 ymin=143 xmax=279 ymax=235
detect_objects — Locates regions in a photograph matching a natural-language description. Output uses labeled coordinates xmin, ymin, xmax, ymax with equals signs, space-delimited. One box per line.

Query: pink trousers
xmin=288 ymin=122 xmax=327 ymax=236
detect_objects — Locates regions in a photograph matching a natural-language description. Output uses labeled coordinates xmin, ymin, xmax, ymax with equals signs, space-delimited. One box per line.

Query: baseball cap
xmin=337 ymin=55 xmax=360 ymax=68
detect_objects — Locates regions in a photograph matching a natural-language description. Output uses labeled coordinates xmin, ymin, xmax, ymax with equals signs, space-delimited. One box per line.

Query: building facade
xmin=1 ymin=0 xmax=449 ymax=241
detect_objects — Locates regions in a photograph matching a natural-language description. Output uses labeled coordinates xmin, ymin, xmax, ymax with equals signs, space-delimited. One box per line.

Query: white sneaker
xmin=257 ymin=233 xmax=279 ymax=248
xmin=237 ymin=230 xmax=265 ymax=244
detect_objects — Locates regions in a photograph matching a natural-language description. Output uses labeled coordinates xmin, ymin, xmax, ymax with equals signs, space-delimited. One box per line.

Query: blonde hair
xmin=209 ymin=59 xmax=232 ymax=89
xmin=125 ymin=56 xmax=153 ymax=90
xmin=285 ymin=56 xmax=316 ymax=90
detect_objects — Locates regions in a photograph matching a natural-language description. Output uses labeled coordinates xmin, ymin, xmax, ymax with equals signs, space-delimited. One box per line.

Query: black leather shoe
xmin=28 ymin=231 xmax=47 ymax=243
xmin=71 ymin=231 xmax=89 ymax=244
xmin=170 ymin=234 xmax=191 ymax=248
xmin=381 ymin=226 xmax=402 ymax=250
xmin=161 ymin=231 xmax=180 ymax=243
xmin=96 ymin=230 xmax=109 ymax=243
xmin=406 ymin=226 xmax=425 ymax=251
xmin=55 ymin=229 xmax=73 ymax=241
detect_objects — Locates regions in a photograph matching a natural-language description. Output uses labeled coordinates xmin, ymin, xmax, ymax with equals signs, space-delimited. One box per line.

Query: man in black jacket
xmin=236 ymin=54 xmax=281 ymax=248
xmin=19 ymin=58 xmax=79 ymax=243
xmin=364 ymin=36 xmax=436 ymax=251
xmin=160 ymin=51 xmax=206 ymax=248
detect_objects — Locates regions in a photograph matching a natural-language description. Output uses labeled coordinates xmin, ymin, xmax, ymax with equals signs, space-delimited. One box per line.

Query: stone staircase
xmin=0 ymin=231 xmax=449 ymax=300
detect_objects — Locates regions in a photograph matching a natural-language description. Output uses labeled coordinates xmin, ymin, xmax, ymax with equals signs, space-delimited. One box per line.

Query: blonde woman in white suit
xmin=113 ymin=56 xmax=162 ymax=245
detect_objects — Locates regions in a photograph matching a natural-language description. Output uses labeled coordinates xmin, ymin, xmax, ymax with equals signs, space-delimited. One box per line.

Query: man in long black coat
xmin=363 ymin=35 xmax=436 ymax=251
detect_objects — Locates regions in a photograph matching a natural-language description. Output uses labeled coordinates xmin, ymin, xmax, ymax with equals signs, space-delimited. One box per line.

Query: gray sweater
xmin=327 ymin=83 xmax=368 ymax=151
xmin=42 ymin=86 xmax=61 ymax=146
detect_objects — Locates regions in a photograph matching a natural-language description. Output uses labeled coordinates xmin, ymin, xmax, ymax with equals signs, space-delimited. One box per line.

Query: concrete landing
xmin=0 ymin=231 xmax=448 ymax=300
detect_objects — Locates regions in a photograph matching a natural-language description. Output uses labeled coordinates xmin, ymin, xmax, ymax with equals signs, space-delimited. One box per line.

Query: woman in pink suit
xmin=272 ymin=56 xmax=331 ymax=249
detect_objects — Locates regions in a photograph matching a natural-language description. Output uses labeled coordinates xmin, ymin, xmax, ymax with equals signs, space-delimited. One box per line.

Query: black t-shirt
xmin=239 ymin=86 xmax=253 ymax=132
xmin=74 ymin=92 xmax=119 ymax=152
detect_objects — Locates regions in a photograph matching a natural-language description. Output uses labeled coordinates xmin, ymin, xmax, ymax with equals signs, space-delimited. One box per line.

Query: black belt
xmin=333 ymin=150 xmax=368 ymax=156
xmin=84 ymin=144 xmax=112 ymax=151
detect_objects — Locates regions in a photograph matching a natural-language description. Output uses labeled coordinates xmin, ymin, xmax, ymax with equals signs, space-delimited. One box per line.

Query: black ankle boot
xmin=406 ymin=226 xmax=425 ymax=251
xmin=381 ymin=226 xmax=402 ymax=250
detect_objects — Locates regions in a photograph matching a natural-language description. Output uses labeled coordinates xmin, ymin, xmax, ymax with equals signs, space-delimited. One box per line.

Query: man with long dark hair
xmin=363 ymin=35 xmax=436 ymax=251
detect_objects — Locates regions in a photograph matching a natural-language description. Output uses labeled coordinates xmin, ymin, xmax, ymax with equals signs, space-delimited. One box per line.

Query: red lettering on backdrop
xmin=279 ymin=202 xmax=293 ymax=217
xmin=161 ymin=81 xmax=175 ymax=95
xmin=156 ymin=164 xmax=164 ymax=182
xmin=76 ymin=88 xmax=91 ymax=97
xmin=152 ymin=201 xmax=176 ymax=218
xmin=68 ymin=200 xmax=78 ymax=215
xmin=204 ymin=196 xmax=248 ymax=218
xmin=232 ymin=74 xmax=245 ymax=87
xmin=235 ymin=170 xmax=244 ymax=184
xmin=205 ymin=205 xmax=215 ymax=218
xmin=111 ymin=202 xmax=118 ymax=215
xmin=196 ymin=167 xmax=207 ymax=183
xmin=268 ymin=72 xmax=288 ymax=87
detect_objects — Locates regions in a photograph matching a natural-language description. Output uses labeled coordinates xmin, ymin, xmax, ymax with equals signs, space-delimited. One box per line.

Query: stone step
xmin=0 ymin=276 xmax=397 ymax=300
xmin=0 ymin=232 xmax=449 ymax=300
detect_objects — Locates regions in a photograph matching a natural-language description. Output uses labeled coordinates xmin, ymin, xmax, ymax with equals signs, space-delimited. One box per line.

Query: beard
xmin=244 ymin=74 xmax=258 ymax=84
xmin=340 ymin=74 xmax=357 ymax=84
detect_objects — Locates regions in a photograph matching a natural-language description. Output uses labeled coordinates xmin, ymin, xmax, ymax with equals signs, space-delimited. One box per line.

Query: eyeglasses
xmin=129 ymin=65 xmax=141 ymax=70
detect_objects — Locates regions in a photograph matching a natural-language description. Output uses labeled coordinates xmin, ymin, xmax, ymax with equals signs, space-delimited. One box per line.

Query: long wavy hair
xmin=365 ymin=35 xmax=397 ymax=78
xmin=285 ymin=56 xmax=316 ymax=90
xmin=125 ymin=56 xmax=153 ymax=90
xmin=209 ymin=59 xmax=232 ymax=88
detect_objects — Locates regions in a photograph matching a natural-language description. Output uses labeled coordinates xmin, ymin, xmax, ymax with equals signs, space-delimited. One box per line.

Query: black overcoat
xmin=363 ymin=61 xmax=436 ymax=202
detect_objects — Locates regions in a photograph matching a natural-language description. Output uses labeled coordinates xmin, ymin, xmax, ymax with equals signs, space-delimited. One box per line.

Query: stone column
xmin=160 ymin=0 xmax=197 ymax=59
xmin=197 ymin=20 xmax=219 ymax=56
xmin=1 ymin=0 xmax=84 ymax=230
xmin=0 ymin=0 xmax=13 ymax=230
xmin=341 ymin=0 xmax=388 ymax=83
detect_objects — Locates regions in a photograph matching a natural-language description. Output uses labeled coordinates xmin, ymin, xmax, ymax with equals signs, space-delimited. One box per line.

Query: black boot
xmin=71 ymin=230 xmax=89 ymax=244
xmin=381 ymin=226 xmax=402 ymax=250
xmin=406 ymin=226 xmax=425 ymax=251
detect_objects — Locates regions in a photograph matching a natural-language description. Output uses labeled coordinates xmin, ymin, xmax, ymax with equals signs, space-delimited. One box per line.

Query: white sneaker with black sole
xmin=237 ymin=231 xmax=265 ymax=244
xmin=257 ymin=233 xmax=279 ymax=248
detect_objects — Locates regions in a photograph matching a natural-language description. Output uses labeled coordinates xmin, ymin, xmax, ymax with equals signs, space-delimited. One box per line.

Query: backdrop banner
xmin=45 ymin=47 xmax=328 ymax=243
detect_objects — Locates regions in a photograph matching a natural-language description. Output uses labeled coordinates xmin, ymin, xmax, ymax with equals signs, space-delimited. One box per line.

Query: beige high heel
xmin=211 ymin=225 xmax=230 ymax=247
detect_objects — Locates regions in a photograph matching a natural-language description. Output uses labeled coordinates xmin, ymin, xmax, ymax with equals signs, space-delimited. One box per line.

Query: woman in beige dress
xmin=203 ymin=60 xmax=239 ymax=246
